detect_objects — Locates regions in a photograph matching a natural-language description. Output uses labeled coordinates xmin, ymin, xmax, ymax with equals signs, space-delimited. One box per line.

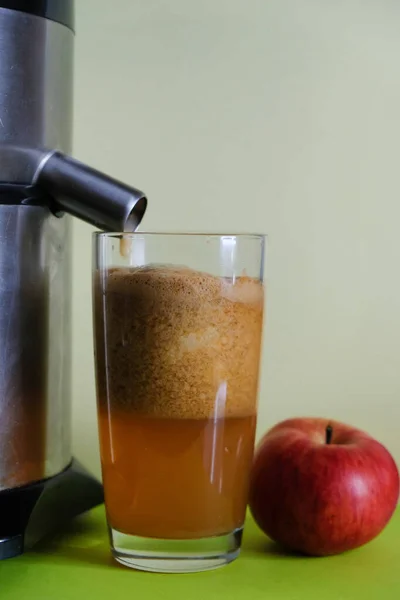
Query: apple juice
xmin=94 ymin=264 xmax=264 ymax=539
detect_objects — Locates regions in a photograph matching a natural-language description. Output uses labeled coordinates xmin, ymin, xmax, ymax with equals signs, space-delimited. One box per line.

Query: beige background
xmin=72 ymin=0 xmax=400 ymax=477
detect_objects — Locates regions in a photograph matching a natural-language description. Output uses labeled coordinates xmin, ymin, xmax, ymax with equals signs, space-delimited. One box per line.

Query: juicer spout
xmin=34 ymin=151 xmax=147 ymax=232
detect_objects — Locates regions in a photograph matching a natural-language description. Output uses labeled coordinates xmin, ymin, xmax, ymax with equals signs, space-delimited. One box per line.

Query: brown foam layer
xmin=94 ymin=265 xmax=264 ymax=419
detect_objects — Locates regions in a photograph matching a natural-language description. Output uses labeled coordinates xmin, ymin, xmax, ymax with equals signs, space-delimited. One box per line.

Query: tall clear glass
xmin=92 ymin=233 xmax=266 ymax=573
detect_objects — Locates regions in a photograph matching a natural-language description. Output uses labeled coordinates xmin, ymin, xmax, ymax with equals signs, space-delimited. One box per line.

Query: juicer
xmin=0 ymin=0 xmax=147 ymax=559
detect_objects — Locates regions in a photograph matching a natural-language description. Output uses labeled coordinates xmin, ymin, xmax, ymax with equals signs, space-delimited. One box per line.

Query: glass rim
xmin=93 ymin=231 xmax=267 ymax=240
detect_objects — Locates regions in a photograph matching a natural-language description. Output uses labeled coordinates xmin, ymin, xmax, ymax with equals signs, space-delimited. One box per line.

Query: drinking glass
xmin=92 ymin=233 xmax=266 ymax=573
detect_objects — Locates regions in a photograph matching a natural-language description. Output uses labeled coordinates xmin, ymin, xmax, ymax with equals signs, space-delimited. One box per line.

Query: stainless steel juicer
xmin=0 ymin=0 xmax=147 ymax=559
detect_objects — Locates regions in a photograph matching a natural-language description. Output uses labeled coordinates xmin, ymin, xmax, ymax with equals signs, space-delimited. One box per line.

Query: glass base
xmin=109 ymin=526 xmax=243 ymax=573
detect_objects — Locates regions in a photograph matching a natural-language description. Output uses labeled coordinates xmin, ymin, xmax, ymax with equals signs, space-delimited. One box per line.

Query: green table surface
xmin=0 ymin=505 xmax=399 ymax=600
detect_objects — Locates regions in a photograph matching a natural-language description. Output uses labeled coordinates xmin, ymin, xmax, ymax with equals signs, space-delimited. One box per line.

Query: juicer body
xmin=0 ymin=6 xmax=74 ymax=491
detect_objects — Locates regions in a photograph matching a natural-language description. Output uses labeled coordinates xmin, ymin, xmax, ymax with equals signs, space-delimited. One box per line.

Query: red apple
xmin=249 ymin=418 xmax=399 ymax=556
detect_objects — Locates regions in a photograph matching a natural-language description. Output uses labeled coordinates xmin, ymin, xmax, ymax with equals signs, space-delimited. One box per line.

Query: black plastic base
xmin=0 ymin=459 xmax=104 ymax=560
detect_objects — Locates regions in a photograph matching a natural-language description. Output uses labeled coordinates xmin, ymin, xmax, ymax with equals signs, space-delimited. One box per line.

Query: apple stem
xmin=326 ymin=424 xmax=333 ymax=445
